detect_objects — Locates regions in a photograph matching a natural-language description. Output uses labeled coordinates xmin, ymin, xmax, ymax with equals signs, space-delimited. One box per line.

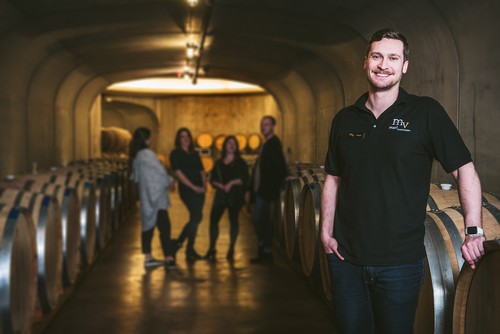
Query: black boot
xmin=250 ymin=248 xmax=273 ymax=264
xmin=185 ymin=250 xmax=203 ymax=262
xmin=204 ymin=249 xmax=217 ymax=261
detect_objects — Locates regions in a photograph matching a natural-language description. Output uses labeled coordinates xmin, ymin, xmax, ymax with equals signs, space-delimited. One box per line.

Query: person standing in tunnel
xmin=170 ymin=127 xmax=207 ymax=262
xmin=205 ymin=135 xmax=250 ymax=262
xmin=247 ymin=115 xmax=289 ymax=264
xmin=129 ymin=127 xmax=177 ymax=269
xmin=321 ymin=28 xmax=485 ymax=334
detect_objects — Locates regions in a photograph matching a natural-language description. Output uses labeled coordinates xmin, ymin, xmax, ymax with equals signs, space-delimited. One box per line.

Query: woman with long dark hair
xmin=205 ymin=135 xmax=249 ymax=262
xmin=129 ymin=127 xmax=177 ymax=268
xmin=169 ymin=127 xmax=207 ymax=262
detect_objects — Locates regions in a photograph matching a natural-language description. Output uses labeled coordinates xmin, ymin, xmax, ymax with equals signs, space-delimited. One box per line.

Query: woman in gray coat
xmin=129 ymin=127 xmax=177 ymax=268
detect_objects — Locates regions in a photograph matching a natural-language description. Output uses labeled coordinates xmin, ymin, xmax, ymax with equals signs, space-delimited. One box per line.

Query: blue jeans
xmin=178 ymin=188 xmax=205 ymax=254
xmin=327 ymin=254 xmax=425 ymax=334
xmin=252 ymin=195 xmax=273 ymax=251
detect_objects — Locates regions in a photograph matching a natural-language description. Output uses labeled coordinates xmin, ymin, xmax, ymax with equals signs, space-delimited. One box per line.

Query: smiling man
xmin=321 ymin=28 xmax=485 ymax=333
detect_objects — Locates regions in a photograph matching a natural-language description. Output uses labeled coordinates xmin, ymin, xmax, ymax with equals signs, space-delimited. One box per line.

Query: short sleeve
xmin=169 ymin=149 xmax=180 ymax=171
xmin=428 ymin=101 xmax=472 ymax=173
xmin=324 ymin=115 xmax=342 ymax=176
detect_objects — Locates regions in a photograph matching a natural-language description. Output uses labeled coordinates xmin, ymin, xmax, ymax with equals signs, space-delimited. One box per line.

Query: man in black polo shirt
xmin=321 ymin=28 xmax=485 ymax=333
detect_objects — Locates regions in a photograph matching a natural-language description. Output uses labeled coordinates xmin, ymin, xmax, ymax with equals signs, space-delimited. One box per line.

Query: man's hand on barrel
xmin=461 ymin=235 xmax=486 ymax=269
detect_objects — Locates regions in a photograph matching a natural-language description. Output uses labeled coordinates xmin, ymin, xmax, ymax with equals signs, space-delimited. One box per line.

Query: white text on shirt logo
xmin=389 ymin=118 xmax=411 ymax=132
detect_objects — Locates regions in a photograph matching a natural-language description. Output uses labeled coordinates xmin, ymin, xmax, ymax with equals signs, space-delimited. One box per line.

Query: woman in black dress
xmin=205 ymin=135 xmax=249 ymax=262
xmin=170 ymin=127 xmax=207 ymax=262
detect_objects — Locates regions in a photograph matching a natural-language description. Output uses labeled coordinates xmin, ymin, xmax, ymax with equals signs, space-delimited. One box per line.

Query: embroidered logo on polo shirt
xmin=388 ymin=118 xmax=411 ymax=132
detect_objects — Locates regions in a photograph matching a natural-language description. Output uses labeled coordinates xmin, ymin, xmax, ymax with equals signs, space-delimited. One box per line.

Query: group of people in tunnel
xmin=129 ymin=27 xmax=488 ymax=334
xmin=128 ymin=115 xmax=289 ymax=269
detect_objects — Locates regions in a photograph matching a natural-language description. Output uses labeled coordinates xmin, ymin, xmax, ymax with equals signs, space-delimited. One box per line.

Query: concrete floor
xmin=34 ymin=188 xmax=338 ymax=334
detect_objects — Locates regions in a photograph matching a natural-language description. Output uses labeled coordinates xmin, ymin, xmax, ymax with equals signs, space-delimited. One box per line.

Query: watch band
xmin=465 ymin=226 xmax=484 ymax=236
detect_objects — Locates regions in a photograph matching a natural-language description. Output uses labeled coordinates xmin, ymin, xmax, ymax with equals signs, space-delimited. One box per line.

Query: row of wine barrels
xmin=63 ymin=168 xmax=113 ymax=251
xmin=195 ymin=132 xmax=263 ymax=152
xmin=0 ymin=188 xmax=62 ymax=314
xmin=0 ymin=204 xmax=37 ymax=334
xmin=15 ymin=179 xmax=81 ymax=287
xmin=101 ymin=127 xmax=132 ymax=154
xmin=0 ymin=158 xmax=131 ymax=332
xmin=18 ymin=170 xmax=101 ymax=265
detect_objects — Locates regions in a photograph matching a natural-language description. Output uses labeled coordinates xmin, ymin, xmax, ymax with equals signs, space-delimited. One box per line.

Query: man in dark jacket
xmin=248 ymin=115 xmax=288 ymax=263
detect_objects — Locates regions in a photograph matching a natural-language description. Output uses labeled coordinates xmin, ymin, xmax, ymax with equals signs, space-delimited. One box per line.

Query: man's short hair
xmin=367 ymin=28 xmax=409 ymax=61
xmin=262 ymin=115 xmax=276 ymax=126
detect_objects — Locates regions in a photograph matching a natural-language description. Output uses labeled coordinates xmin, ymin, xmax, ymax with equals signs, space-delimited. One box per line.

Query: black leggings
xmin=141 ymin=209 xmax=174 ymax=257
xmin=178 ymin=188 xmax=205 ymax=254
xmin=208 ymin=196 xmax=242 ymax=252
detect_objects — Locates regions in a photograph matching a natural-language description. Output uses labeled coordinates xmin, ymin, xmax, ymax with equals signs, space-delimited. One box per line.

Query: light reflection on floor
xmin=40 ymin=187 xmax=338 ymax=334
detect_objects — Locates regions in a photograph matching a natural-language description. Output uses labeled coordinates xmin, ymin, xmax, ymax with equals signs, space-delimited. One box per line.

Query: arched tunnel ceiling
xmin=5 ymin=0 xmax=372 ymax=87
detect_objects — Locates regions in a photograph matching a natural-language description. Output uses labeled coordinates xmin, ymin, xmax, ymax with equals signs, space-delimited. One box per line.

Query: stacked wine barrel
xmin=278 ymin=164 xmax=500 ymax=334
xmin=0 ymin=157 xmax=134 ymax=334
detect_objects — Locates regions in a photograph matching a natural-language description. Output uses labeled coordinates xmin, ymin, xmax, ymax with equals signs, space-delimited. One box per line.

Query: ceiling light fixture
xmin=186 ymin=0 xmax=199 ymax=7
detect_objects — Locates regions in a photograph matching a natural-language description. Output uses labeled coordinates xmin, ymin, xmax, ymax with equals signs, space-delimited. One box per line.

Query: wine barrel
xmin=0 ymin=188 xmax=62 ymax=314
xmin=453 ymin=239 xmax=500 ymax=334
xmin=235 ymin=133 xmax=248 ymax=151
xmin=101 ymin=127 xmax=132 ymax=153
xmin=23 ymin=180 xmax=81 ymax=286
xmin=247 ymin=133 xmax=262 ymax=152
xmin=214 ymin=134 xmax=226 ymax=152
xmin=0 ymin=204 xmax=37 ymax=334
xmin=195 ymin=132 xmax=214 ymax=149
xmin=283 ymin=167 xmax=325 ymax=261
xmin=414 ymin=205 xmax=500 ymax=334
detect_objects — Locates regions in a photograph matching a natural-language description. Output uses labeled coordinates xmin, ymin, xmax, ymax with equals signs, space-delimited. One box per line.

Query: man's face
xmin=364 ymin=38 xmax=408 ymax=91
xmin=260 ymin=118 xmax=274 ymax=138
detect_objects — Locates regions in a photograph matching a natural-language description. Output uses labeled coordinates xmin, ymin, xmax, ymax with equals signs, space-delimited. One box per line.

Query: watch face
xmin=466 ymin=226 xmax=478 ymax=234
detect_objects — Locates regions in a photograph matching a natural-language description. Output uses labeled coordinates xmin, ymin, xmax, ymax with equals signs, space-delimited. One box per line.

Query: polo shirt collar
xmin=354 ymin=88 xmax=410 ymax=113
